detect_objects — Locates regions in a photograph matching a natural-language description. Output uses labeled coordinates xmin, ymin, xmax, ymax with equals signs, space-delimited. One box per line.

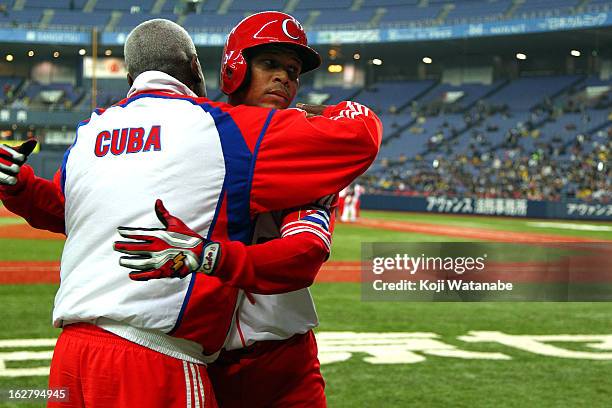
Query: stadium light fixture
xmin=328 ymin=64 xmax=343 ymax=73
xmin=5 ymin=54 xmax=13 ymax=62
xmin=372 ymin=58 xmax=383 ymax=66
xmin=516 ymin=53 xmax=527 ymax=60
xmin=105 ymin=49 xmax=112 ymax=56
xmin=422 ymin=57 xmax=432 ymax=64
xmin=53 ymin=51 xmax=60 ymax=58
xmin=79 ymin=49 xmax=87 ymax=56
xmin=27 ymin=50 xmax=34 ymax=57
xmin=570 ymin=50 xmax=581 ymax=57
xmin=353 ymin=52 xmax=361 ymax=60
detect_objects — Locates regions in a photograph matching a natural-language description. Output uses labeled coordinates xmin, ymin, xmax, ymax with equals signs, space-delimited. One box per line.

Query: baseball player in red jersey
xmin=0 ymin=18 xmax=382 ymax=408
xmin=209 ymin=12 xmax=334 ymax=407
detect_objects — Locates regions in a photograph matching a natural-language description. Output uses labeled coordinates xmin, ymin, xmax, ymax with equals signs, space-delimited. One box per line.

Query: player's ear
xmin=127 ymin=73 xmax=134 ymax=87
xmin=190 ymin=55 xmax=206 ymax=97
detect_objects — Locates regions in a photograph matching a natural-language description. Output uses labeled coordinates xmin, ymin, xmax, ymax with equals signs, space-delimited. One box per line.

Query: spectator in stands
xmin=366 ymin=90 xmax=611 ymax=203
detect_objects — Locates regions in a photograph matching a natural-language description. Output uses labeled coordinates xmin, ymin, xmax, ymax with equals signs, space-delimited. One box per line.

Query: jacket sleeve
xmin=248 ymin=101 xmax=382 ymax=214
xmin=212 ymin=205 xmax=335 ymax=294
xmin=0 ymin=165 xmax=66 ymax=234
xmin=214 ymin=233 xmax=327 ymax=294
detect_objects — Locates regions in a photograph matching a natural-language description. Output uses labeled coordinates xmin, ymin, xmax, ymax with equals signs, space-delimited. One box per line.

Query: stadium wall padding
xmin=361 ymin=194 xmax=611 ymax=221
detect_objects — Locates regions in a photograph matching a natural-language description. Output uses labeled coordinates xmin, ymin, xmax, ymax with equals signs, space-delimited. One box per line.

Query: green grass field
xmin=1 ymin=210 xmax=611 ymax=407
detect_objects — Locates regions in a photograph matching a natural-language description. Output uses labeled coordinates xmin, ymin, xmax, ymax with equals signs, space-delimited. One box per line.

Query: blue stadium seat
xmin=20 ymin=0 xmax=87 ymax=10
xmin=362 ymin=0 xmax=419 ymax=6
xmin=355 ymin=80 xmax=436 ymax=113
xmin=294 ymin=0 xmax=353 ymax=11
xmin=76 ymin=78 xmax=128 ymax=110
xmin=16 ymin=82 xmax=83 ymax=109
xmin=515 ymin=0 xmax=579 ymax=17
xmin=312 ymin=9 xmax=376 ymax=27
xmin=0 ymin=9 xmax=43 ymax=25
xmin=114 ymin=12 xmax=175 ymax=31
xmin=379 ymin=113 xmax=414 ymax=135
xmin=200 ymin=0 xmax=224 ymax=12
xmin=446 ymin=0 xmax=510 ymax=23
xmin=228 ymin=0 xmax=287 ymax=12
xmin=95 ymin=0 xmax=156 ymax=12
xmin=182 ymin=11 xmax=245 ymax=31
xmin=0 ymin=76 xmax=23 ymax=105
xmin=419 ymin=81 xmax=504 ymax=109
xmin=485 ymin=76 xmax=582 ymax=111
xmin=50 ymin=10 xmax=110 ymax=28
xmin=379 ymin=4 xmax=442 ymax=25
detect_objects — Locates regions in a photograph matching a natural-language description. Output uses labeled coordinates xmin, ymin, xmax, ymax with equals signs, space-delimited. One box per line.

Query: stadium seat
xmin=50 ymin=10 xmax=110 ymax=28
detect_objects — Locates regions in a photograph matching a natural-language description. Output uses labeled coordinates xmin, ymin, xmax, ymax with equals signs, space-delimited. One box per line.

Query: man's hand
xmin=0 ymin=139 xmax=37 ymax=186
xmin=296 ymin=103 xmax=328 ymax=118
xmin=114 ymin=199 xmax=221 ymax=281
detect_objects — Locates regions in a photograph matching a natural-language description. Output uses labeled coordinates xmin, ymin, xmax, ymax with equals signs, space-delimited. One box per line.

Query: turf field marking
xmin=317 ymin=332 xmax=510 ymax=364
xmin=0 ymin=339 xmax=56 ymax=377
xmin=2 ymin=332 xmax=612 ymax=376
xmin=527 ymin=222 xmax=612 ymax=232
xmin=459 ymin=331 xmax=612 ymax=360
xmin=0 ymin=339 xmax=56 ymax=348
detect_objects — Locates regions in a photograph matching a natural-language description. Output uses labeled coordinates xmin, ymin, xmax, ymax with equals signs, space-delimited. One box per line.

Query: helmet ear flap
xmin=235 ymin=63 xmax=252 ymax=94
xmin=221 ymin=51 xmax=248 ymax=94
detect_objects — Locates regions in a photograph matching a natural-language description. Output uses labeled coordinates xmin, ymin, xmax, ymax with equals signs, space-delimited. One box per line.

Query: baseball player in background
xmin=343 ymin=182 xmax=364 ymax=222
xmin=0 ymin=18 xmax=382 ymax=408
xmin=340 ymin=185 xmax=354 ymax=222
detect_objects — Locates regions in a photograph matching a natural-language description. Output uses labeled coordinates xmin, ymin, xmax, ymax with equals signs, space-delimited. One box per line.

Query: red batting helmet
xmin=220 ymin=11 xmax=322 ymax=95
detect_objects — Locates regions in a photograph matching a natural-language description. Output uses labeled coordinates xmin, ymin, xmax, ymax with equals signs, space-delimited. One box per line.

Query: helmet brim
xmin=246 ymin=42 xmax=322 ymax=76
xmin=289 ymin=44 xmax=322 ymax=75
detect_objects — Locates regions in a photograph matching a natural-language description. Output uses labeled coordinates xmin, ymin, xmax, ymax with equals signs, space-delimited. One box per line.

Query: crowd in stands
xmin=366 ymin=122 xmax=609 ymax=203
xmin=363 ymin=76 xmax=611 ymax=204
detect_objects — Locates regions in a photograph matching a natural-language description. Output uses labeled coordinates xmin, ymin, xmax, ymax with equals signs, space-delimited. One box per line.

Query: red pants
xmin=47 ymin=323 xmax=216 ymax=408
xmin=208 ymin=330 xmax=326 ymax=408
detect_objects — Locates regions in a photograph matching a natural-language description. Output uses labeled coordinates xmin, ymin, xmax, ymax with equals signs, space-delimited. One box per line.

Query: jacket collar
xmin=127 ymin=71 xmax=198 ymax=98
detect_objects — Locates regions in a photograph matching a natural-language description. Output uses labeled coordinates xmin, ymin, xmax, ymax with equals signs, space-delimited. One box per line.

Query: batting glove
xmin=0 ymin=139 xmax=37 ymax=186
xmin=114 ymin=199 xmax=221 ymax=281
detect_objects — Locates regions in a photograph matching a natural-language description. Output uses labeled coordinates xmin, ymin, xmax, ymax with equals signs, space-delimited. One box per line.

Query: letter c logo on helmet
xmin=220 ymin=11 xmax=322 ymax=95
xmin=282 ymin=18 xmax=301 ymax=40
